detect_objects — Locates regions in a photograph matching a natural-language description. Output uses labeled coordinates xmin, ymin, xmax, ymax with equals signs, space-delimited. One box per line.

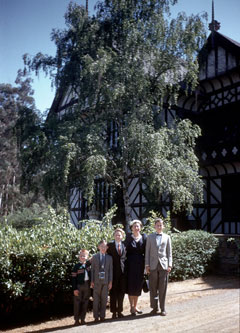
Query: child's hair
xmin=78 ymin=248 xmax=89 ymax=255
xmin=98 ymin=240 xmax=107 ymax=246
xmin=113 ymin=228 xmax=125 ymax=236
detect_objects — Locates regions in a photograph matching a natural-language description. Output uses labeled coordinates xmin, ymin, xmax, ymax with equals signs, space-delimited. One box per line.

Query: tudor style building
xmin=174 ymin=18 xmax=240 ymax=235
xmin=49 ymin=4 xmax=240 ymax=235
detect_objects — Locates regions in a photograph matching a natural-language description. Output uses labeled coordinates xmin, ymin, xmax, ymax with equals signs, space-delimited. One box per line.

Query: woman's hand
xmin=73 ymin=290 xmax=79 ymax=296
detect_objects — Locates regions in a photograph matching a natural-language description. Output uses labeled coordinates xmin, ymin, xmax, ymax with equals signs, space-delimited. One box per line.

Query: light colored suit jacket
xmin=91 ymin=253 xmax=113 ymax=284
xmin=145 ymin=233 xmax=172 ymax=270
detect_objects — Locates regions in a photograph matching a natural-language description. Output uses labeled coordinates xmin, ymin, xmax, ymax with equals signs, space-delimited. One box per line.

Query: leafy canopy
xmin=21 ymin=0 xmax=207 ymax=215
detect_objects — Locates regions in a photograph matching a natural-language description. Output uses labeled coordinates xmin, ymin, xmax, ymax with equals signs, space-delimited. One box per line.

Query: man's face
xmin=155 ymin=221 xmax=164 ymax=233
xmin=114 ymin=231 xmax=123 ymax=242
xmin=79 ymin=252 xmax=88 ymax=263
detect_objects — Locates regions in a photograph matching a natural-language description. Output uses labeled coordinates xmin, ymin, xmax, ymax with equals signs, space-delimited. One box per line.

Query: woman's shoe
xmin=130 ymin=307 xmax=136 ymax=316
xmin=136 ymin=308 xmax=143 ymax=314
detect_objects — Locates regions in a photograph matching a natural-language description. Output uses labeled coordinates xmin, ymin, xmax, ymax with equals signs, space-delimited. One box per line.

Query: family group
xmin=71 ymin=218 xmax=172 ymax=326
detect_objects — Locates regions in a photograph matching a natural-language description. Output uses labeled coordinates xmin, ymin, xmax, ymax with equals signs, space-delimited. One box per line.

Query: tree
xmin=0 ymin=71 xmax=37 ymax=215
xmin=22 ymin=0 xmax=207 ymax=221
xmin=0 ymin=71 xmax=48 ymax=217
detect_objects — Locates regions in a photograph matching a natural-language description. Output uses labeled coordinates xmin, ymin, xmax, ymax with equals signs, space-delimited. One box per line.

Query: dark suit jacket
xmin=107 ymin=241 xmax=126 ymax=277
xmin=72 ymin=260 xmax=91 ymax=290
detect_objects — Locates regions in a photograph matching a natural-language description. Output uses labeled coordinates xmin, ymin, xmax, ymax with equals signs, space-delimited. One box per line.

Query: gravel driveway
xmin=4 ymin=276 xmax=239 ymax=333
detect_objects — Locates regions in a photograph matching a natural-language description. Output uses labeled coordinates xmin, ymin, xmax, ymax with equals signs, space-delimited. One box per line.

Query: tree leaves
xmin=20 ymin=1 xmax=207 ymax=215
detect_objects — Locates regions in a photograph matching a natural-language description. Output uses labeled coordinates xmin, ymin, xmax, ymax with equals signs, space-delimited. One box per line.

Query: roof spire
xmin=86 ymin=0 xmax=88 ymax=14
xmin=208 ymin=0 xmax=221 ymax=32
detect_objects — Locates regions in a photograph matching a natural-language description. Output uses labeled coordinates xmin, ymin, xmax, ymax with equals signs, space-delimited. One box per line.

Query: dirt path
xmin=2 ymin=276 xmax=239 ymax=333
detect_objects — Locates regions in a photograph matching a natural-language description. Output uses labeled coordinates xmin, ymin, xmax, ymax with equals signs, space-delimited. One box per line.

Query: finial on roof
xmin=86 ymin=0 xmax=88 ymax=14
xmin=208 ymin=0 xmax=221 ymax=32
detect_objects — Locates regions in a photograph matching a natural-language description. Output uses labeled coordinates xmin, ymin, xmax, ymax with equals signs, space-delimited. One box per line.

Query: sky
xmin=1 ymin=0 xmax=240 ymax=113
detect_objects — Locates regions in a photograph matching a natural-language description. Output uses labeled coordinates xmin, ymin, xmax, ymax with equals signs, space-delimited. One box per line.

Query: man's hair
xmin=155 ymin=218 xmax=164 ymax=225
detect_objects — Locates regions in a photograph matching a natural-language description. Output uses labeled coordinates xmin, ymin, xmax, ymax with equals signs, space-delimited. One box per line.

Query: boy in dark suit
xmin=71 ymin=249 xmax=91 ymax=326
xmin=107 ymin=228 xmax=126 ymax=319
xmin=91 ymin=240 xmax=113 ymax=322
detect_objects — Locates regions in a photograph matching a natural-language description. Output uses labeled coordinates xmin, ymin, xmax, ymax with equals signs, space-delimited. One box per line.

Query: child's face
xmin=98 ymin=243 xmax=107 ymax=254
xmin=79 ymin=252 xmax=88 ymax=263
xmin=114 ymin=231 xmax=123 ymax=242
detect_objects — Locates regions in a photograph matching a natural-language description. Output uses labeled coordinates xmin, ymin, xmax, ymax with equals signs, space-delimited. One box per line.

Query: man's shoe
xmin=150 ymin=309 xmax=158 ymax=315
xmin=80 ymin=320 xmax=86 ymax=325
xmin=118 ymin=312 xmax=124 ymax=318
xmin=94 ymin=318 xmax=99 ymax=323
xmin=160 ymin=311 xmax=167 ymax=316
xmin=112 ymin=313 xmax=117 ymax=319
xmin=100 ymin=317 xmax=105 ymax=322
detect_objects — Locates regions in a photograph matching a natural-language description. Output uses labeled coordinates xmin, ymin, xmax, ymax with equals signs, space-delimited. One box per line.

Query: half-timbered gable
xmin=174 ymin=29 xmax=240 ymax=235
xmin=49 ymin=3 xmax=240 ymax=235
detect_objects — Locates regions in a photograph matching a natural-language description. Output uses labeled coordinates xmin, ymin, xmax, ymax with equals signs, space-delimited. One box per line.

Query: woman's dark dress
xmin=125 ymin=233 xmax=147 ymax=296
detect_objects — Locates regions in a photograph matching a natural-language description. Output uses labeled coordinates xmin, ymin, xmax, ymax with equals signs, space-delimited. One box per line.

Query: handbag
xmin=142 ymin=275 xmax=149 ymax=293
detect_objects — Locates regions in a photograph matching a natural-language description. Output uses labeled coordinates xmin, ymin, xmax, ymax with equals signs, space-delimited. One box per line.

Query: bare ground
xmin=1 ymin=275 xmax=239 ymax=333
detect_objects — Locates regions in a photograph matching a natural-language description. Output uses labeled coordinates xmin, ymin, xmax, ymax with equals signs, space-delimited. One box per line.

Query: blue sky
xmin=1 ymin=0 xmax=240 ymax=113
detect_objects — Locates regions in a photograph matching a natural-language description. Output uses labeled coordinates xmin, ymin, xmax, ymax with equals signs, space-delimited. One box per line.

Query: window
xmin=222 ymin=175 xmax=240 ymax=221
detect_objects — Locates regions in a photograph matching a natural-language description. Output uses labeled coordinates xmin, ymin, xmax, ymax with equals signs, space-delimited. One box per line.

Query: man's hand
xmin=73 ymin=290 xmax=79 ymax=296
xmin=90 ymin=282 xmax=94 ymax=288
xmin=145 ymin=265 xmax=150 ymax=275
xmin=167 ymin=267 xmax=172 ymax=273
xmin=108 ymin=281 xmax=112 ymax=290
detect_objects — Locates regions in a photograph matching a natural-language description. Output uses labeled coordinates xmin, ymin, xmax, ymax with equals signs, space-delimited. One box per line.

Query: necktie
xmin=118 ymin=243 xmax=121 ymax=256
xmin=101 ymin=254 xmax=105 ymax=267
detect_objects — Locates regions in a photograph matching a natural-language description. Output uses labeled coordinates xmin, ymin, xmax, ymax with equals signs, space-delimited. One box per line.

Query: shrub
xmin=0 ymin=206 xmax=116 ymax=317
xmin=170 ymin=229 xmax=218 ymax=281
xmin=0 ymin=205 xmax=218 ymax=318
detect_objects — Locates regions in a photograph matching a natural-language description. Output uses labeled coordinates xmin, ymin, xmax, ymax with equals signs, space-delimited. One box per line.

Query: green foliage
xmin=0 ymin=206 xmax=218 ymax=317
xmin=1 ymin=204 xmax=53 ymax=230
xmin=0 ymin=206 xmax=115 ymax=316
xmin=142 ymin=210 xmax=172 ymax=234
xmin=170 ymin=230 xmax=218 ymax=281
xmin=20 ymin=0 xmax=207 ymax=216
xmin=0 ymin=72 xmax=41 ymax=216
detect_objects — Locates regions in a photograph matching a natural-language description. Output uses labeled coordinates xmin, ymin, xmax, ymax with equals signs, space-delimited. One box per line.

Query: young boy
xmin=107 ymin=228 xmax=126 ymax=318
xmin=91 ymin=240 xmax=113 ymax=322
xmin=71 ymin=249 xmax=91 ymax=326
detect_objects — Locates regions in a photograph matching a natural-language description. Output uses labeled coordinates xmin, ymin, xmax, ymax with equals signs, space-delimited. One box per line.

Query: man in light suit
xmin=145 ymin=218 xmax=172 ymax=316
xmin=91 ymin=240 xmax=113 ymax=322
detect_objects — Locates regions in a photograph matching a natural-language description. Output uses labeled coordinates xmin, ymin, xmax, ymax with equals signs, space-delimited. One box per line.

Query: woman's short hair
xmin=129 ymin=219 xmax=143 ymax=230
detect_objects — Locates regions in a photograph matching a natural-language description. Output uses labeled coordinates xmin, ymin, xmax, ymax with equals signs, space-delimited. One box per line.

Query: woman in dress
xmin=125 ymin=219 xmax=147 ymax=315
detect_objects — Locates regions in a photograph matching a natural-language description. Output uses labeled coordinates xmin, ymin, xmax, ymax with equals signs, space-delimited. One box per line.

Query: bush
xmin=0 ymin=206 xmax=116 ymax=317
xmin=170 ymin=229 xmax=218 ymax=281
xmin=0 ymin=206 xmax=218 ymax=318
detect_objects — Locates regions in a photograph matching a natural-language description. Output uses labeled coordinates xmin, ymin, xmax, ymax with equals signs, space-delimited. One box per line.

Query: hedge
xmin=0 ymin=207 xmax=218 ymax=318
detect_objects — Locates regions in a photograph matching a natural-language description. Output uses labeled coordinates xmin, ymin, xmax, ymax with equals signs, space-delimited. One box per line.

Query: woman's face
xmin=132 ymin=222 xmax=141 ymax=233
